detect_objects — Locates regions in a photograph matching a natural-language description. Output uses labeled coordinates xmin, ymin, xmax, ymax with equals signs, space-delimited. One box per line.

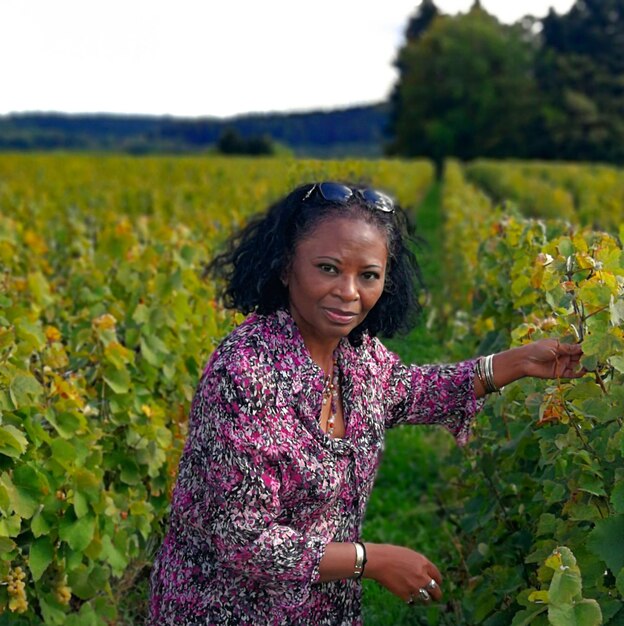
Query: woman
xmin=149 ymin=182 xmax=583 ymax=625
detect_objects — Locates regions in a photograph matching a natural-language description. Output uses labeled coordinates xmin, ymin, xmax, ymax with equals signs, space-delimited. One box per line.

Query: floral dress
xmin=149 ymin=309 xmax=482 ymax=625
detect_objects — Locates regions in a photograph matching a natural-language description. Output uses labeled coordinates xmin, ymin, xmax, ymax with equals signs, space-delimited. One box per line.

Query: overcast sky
xmin=2 ymin=0 xmax=576 ymax=118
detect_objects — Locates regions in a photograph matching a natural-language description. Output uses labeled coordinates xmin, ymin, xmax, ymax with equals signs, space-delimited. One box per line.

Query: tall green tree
xmin=537 ymin=0 xmax=624 ymax=162
xmin=387 ymin=0 xmax=440 ymax=146
xmin=387 ymin=3 xmax=540 ymax=169
xmin=404 ymin=0 xmax=439 ymax=41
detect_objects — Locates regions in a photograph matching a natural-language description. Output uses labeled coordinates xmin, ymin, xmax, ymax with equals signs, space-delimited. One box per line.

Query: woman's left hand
xmin=522 ymin=339 xmax=584 ymax=380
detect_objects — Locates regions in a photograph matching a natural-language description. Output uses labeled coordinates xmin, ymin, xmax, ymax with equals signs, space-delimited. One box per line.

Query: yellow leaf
xmin=45 ymin=326 xmax=62 ymax=343
xmin=572 ymin=232 xmax=589 ymax=253
xmin=528 ymin=590 xmax=549 ymax=604
xmin=576 ymin=253 xmax=595 ymax=270
xmin=92 ymin=314 xmax=117 ymax=330
xmin=545 ymin=550 xmax=563 ymax=570
xmin=23 ymin=230 xmax=48 ymax=255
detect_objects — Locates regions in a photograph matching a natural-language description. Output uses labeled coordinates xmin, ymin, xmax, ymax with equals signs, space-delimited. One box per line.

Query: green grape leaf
xmin=578 ymin=473 xmax=607 ymax=497
xmin=102 ymin=364 xmax=131 ymax=394
xmin=1 ymin=471 xmax=37 ymax=519
xmin=73 ymin=467 xmax=101 ymax=502
xmin=100 ymin=535 xmax=128 ymax=577
xmin=65 ymin=602 xmax=103 ymax=626
xmin=610 ymin=297 xmax=624 ymax=326
xmin=66 ymin=563 xmax=95 ymax=600
xmin=581 ymin=354 xmax=598 ymax=372
xmin=616 ymin=567 xmax=624 ymax=596
xmin=59 ymin=513 xmax=96 ymax=551
xmin=549 ymin=565 xmax=583 ymax=605
xmin=14 ymin=318 xmax=46 ymax=352
xmin=27 ymin=271 xmax=54 ymax=307
xmin=9 ymin=372 xmax=44 ymax=408
xmin=29 ymin=535 xmax=54 ymax=581
xmin=0 ymin=512 xmax=21 ymax=537
xmin=73 ymin=490 xmax=89 ymax=519
xmin=579 ymin=281 xmax=613 ymax=311
xmin=44 ymin=408 xmax=80 ymax=439
xmin=31 ymin=509 xmax=51 ymax=537
xmin=0 ymin=536 xmax=16 ymax=554
xmin=587 ymin=515 xmax=624 ymax=574
xmin=0 ymin=481 xmax=8 ymax=516
xmin=511 ymin=606 xmax=548 ymax=626
xmin=559 ymin=240 xmax=574 ymax=257
xmin=609 ymin=355 xmax=624 ymax=374
xmin=612 ymin=481 xmax=624 ymax=514
xmin=12 ymin=464 xmax=49 ymax=521
xmin=582 ymin=331 xmax=624 ymax=358
xmin=50 ymin=438 xmax=76 ymax=470
xmin=39 ymin=593 xmax=68 ymax=624
xmin=0 ymin=424 xmax=28 ymax=458
xmin=140 ymin=332 xmax=169 ymax=367
xmin=548 ymin=600 xmax=602 ymax=626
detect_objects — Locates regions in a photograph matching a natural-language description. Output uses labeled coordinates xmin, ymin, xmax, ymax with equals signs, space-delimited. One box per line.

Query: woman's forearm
xmin=318 ymin=542 xmax=444 ymax=603
xmin=473 ymin=345 xmax=529 ymax=398
xmin=318 ymin=542 xmax=360 ymax=582
xmin=473 ymin=339 xmax=584 ymax=398
xmin=318 ymin=542 xmax=386 ymax=582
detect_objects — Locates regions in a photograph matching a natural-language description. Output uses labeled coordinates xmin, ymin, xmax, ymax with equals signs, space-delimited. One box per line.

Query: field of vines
xmin=0 ymin=153 xmax=623 ymax=625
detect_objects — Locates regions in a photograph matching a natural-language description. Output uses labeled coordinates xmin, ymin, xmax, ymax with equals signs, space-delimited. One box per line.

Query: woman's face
xmin=284 ymin=216 xmax=388 ymax=354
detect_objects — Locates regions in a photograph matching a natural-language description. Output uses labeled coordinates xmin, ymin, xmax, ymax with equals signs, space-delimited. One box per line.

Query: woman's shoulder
xmin=353 ymin=332 xmax=400 ymax=368
xmin=204 ymin=310 xmax=301 ymax=379
xmin=207 ymin=314 xmax=268 ymax=369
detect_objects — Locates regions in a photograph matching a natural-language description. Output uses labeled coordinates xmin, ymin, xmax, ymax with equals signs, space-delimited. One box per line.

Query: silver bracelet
xmin=352 ymin=542 xmax=366 ymax=579
xmin=476 ymin=355 xmax=500 ymax=394
xmin=483 ymin=354 xmax=501 ymax=394
xmin=475 ymin=357 xmax=488 ymax=391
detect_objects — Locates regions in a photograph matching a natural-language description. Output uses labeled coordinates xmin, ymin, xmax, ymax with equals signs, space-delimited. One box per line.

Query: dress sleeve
xmin=371 ymin=339 xmax=484 ymax=445
xmin=174 ymin=359 xmax=326 ymax=609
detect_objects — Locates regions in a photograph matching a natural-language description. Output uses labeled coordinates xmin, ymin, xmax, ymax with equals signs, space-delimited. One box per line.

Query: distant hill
xmin=0 ymin=104 xmax=389 ymax=158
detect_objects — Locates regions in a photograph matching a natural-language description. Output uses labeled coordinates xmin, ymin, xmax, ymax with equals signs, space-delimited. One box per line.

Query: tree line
xmin=387 ymin=0 xmax=624 ymax=168
xmin=0 ymin=106 xmax=388 ymax=158
xmin=1 ymin=0 xmax=622 ymax=163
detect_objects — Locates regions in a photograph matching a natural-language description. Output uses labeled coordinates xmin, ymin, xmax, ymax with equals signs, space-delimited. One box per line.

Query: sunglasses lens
xmin=317 ymin=182 xmax=353 ymax=204
xmin=305 ymin=183 xmax=395 ymax=214
xmin=361 ymin=189 xmax=394 ymax=213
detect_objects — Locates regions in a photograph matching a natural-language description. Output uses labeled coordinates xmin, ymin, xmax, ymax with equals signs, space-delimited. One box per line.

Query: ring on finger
xmin=425 ymin=578 xmax=438 ymax=592
xmin=418 ymin=588 xmax=431 ymax=602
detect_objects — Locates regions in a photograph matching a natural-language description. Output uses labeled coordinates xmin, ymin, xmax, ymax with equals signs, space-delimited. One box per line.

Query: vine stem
xmin=563 ymin=401 xmax=597 ymax=456
xmin=583 ymin=304 xmax=610 ymax=320
xmin=483 ymin=471 xmax=511 ymax=526
xmin=593 ymin=370 xmax=609 ymax=395
xmin=434 ymin=494 xmax=471 ymax=579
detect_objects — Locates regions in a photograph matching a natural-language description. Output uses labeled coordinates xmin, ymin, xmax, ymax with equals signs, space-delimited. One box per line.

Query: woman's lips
xmin=323 ymin=308 xmax=358 ymax=324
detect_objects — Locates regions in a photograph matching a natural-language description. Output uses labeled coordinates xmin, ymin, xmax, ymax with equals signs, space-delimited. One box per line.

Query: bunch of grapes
xmin=53 ymin=573 xmax=72 ymax=606
xmin=5 ymin=566 xmax=28 ymax=614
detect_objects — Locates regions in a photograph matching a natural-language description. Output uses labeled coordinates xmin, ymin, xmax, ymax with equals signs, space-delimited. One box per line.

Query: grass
xmin=385 ymin=181 xmax=447 ymax=364
xmin=362 ymin=182 xmax=464 ymax=624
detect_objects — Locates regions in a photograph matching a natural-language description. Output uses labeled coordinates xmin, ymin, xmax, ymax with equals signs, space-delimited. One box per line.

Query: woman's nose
xmin=335 ymin=275 xmax=359 ymax=300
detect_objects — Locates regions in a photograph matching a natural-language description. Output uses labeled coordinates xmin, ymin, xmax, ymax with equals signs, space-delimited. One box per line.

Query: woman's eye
xmin=318 ymin=264 xmax=337 ymax=274
xmin=362 ymin=272 xmax=381 ymax=281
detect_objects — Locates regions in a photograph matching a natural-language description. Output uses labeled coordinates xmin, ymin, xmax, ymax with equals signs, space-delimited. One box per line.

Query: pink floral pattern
xmin=149 ymin=309 xmax=482 ymax=625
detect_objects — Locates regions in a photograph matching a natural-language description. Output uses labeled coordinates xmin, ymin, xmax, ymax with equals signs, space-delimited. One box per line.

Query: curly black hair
xmin=208 ymin=182 xmax=423 ymax=345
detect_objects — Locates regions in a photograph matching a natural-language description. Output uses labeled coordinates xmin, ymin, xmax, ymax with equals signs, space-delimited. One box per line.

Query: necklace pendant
xmin=327 ymin=415 xmax=335 ymax=436
xmin=321 ymin=358 xmax=339 ymax=437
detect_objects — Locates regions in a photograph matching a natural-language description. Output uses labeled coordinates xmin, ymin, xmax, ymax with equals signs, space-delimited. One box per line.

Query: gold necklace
xmin=322 ymin=360 xmax=339 ymax=436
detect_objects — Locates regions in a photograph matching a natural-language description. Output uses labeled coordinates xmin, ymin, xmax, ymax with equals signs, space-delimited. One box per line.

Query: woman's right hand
xmin=363 ymin=543 xmax=443 ymax=604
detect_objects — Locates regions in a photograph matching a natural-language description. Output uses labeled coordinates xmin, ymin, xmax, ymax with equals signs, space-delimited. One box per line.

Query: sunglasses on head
xmin=302 ymin=182 xmax=395 ymax=214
